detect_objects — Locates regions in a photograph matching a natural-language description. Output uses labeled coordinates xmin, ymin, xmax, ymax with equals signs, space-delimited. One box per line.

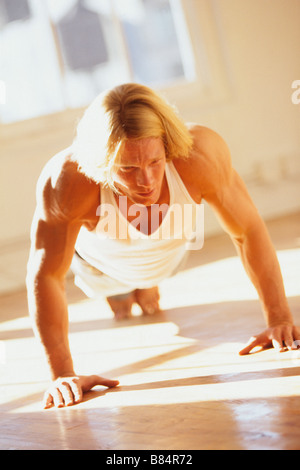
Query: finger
xmin=52 ymin=387 xmax=65 ymax=408
xmin=43 ymin=392 xmax=54 ymax=409
xmin=282 ymin=326 xmax=294 ymax=350
xmin=271 ymin=327 xmax=285 ymax=352
xmin=91 ymin=375 xmax=120 ymax=389
xmin=271 ymin=338 xmax=283 ymax=352
xmin=68 ymin=379 xmax=83 ymax=404
xmin=80 ymin=375 xmax=119 ymax=393
xmin=292 ymin=327 xmax=300 ymax=349
xmin=60 ymin=382 xmax=77 ymax=406
xmin=239 ymin=336 xmax=260 ymax=355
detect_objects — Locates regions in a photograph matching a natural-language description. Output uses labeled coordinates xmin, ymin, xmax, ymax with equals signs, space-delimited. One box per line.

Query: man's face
xmin=112 ymin=137 xmax=167 ymax=206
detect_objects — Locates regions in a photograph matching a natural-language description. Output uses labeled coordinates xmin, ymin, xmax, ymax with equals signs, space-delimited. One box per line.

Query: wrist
xmin=263 ymin=299 xmax=293 ymax=327
xmin=267 ymin=320 xmax=294 ymax=328
xmin=47 ymin=354 xmax=75 ymax=380
xmin=51 ymin=370 xmax=76 ymax=381
xmin=266 ymin=311 xmax=294 ymax=328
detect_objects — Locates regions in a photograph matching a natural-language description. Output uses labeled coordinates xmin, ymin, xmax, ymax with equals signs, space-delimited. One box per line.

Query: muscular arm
xmin=206 ymin=168 xmax=292 ymax=328
xmin=26 ymin=154 xmax=118 ymax=406
xmin=27 ymin=211 xmax=82 ymax=379
xmin=188 ymin=126 xmax=299 ymax=353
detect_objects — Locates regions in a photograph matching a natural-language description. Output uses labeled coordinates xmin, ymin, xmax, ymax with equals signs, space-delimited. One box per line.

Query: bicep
xmin=27 ymin=162 xmax=87 ymax=281
xmin=34 ymin=218 xmax=81 ymax=279
xmin=191 ymin=126 xmax=263 ymax=241
xmin=27 ymin=204 xmax=82 ymax=282
xmin=204 ymin=169 xmax=261 ymax=241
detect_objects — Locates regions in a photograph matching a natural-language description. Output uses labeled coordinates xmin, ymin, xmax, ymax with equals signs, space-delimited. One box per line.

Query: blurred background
xmin=0 ymin=0 xmax=300 ymax=295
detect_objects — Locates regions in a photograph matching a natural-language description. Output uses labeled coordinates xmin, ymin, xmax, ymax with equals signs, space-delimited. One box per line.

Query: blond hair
xmin=71 ymin=83 xmax=193 ymax=187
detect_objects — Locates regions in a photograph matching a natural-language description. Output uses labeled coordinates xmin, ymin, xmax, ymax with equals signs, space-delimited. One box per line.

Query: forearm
xmin=27 ymin=274 xmax=75 ymax=379
xmin=233 ymin=219 xmax=293 ymax=327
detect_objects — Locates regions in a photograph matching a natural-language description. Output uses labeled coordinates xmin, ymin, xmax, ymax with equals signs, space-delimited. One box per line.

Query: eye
xmin=120 ymin=166 xmax=136 ymax=173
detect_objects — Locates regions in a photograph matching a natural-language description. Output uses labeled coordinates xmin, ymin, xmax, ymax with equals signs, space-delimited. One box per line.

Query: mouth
xmin=137 ymin=189 xmax=155 ymax=197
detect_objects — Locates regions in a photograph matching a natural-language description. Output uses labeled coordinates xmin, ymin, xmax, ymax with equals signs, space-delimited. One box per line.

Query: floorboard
xmin=0 ymin=212 xmax=299 ymax=450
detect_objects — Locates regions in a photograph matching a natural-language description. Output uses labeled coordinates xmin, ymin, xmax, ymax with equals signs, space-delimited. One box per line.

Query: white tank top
xmin=75 ymin=162 xmax=201 ymax=289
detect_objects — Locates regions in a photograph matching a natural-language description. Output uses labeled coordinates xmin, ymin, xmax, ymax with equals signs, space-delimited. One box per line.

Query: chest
xmin=117 ymin=175 xmax=170 ymax=236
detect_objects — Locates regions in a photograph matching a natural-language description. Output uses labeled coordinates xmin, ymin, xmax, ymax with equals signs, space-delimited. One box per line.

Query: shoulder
xmin=173 ymin=124 xmax=233 ymax=199
xmin=36 ymin=147 xmax=100 ymax=222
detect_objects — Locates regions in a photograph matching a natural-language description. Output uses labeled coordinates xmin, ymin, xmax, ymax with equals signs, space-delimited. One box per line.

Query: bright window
xmin=0 ymin=0 xmax=197 ymax=123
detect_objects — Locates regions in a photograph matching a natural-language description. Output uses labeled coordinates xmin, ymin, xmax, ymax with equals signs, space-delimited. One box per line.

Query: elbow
xmin=231 ymin=233 xmax=246 ymax=248
xmin=230 ymin=217 xmax=268 ymax=251
xmin=26 ymin=259 xmax=65 ymax=294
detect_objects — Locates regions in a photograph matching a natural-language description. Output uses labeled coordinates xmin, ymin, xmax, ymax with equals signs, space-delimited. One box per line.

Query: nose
xmin=136 ymin=168 xmax=153 ymax=188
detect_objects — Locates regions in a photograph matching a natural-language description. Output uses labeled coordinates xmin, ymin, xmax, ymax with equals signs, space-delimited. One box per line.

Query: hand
xmin=239 ymin=324 xmax=300 ymax=355
xmin=43 ymin=374 xmax=119 ymax=409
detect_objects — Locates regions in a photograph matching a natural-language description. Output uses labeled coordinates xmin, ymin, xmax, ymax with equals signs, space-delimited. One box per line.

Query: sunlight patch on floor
xmin=9 ymin=373 xmax=300 ymax=415
xmin=159 ymin=248 xmax=300 ymax=309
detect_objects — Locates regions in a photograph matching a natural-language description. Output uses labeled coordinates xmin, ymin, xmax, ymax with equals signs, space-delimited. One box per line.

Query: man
xmin=26 ymin=83 xmax=299 ymax=409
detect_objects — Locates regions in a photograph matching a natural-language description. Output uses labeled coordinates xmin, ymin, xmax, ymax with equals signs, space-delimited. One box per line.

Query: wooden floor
xmin=0 ymin=212 xmax=299 ymax=450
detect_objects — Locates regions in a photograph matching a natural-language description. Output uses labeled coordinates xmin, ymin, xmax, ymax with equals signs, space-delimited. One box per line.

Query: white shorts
xmin=71 ymin=250 xmax=189 ymax=299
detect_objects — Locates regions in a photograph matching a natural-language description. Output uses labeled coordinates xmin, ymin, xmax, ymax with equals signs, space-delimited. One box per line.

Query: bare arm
xmin=26 ymin=156 xmax=118 ymax=407
xmin=206 ymin=169 xmax=293 ymax=328
xmin=26 ymin=211 xmax=81 ymax=379
xmin=190 ymin=126 xmax=299 ymax=353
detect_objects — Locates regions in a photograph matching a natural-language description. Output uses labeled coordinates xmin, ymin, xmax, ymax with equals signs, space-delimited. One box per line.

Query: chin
xmin=134 ymin=191 xmax=160 ymax=206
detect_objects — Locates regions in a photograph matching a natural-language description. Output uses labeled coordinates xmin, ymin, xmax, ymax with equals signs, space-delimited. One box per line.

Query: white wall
xmin=167 ymin=0 xmax=300 ymax=232
xmin=0 ymin=0 xmax=299 ymax=293
xmin=204 ymin=0 xmax=300 ymax=179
